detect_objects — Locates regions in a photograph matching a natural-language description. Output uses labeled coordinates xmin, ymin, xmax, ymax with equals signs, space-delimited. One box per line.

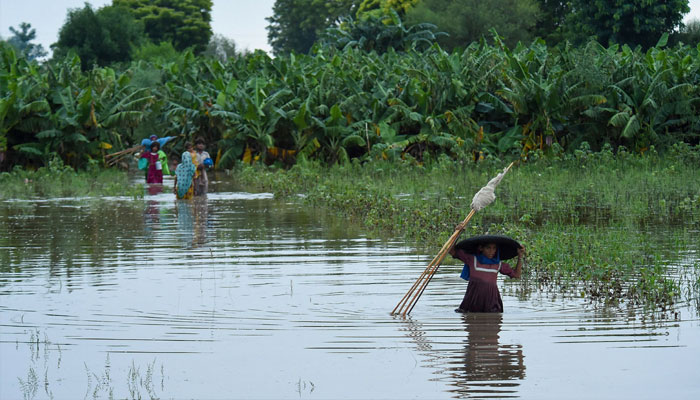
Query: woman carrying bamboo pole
xmin=391 ymin=163 xmax=517 ymax=316
xmin=449 ymin=229 xmax=525 ymax=313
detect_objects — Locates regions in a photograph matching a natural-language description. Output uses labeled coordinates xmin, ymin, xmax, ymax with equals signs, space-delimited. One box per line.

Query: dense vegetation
xmin=235 ymin=144 xmax=700 ymax=308
xmin=2 ymin=32 xmax=700 ymax=171
xmin=269 ymin=0 xmax=694 ymax=54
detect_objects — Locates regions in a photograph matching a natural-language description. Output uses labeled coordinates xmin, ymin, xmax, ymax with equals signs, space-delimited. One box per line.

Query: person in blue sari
xmin=174 ymin=149 xmax=196 ymax=199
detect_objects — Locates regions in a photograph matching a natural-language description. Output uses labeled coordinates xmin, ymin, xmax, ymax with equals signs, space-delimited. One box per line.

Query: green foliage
xmin=405 ymin=0 xmax=542 ymax=49
xmin=356 ymin=0 xmax=418 ymax=19
xmin=532 ymin=1 xmax=571 ymax=45
xmin=7 ymin=22 xmax=47 ymax=61
xmin=5 ymin=30 xmax=700 ymax=171
xmin=320 ymin=9 xmax=445 ymax=53
xmin=673 ymin=18 xmax=700 ymax=46
xmin=235 ymin=149 xmax=700 ymax=307
xmin=567 ymin=0 xmax=690 ymax=48
xmin=113 ymin=0 xmax=213 ymax=53
xmin=0 ymin=157 xmax=143 ymax=199
xmin=267 ymin=0 xmax=362 ymax=55
xmin=52 ymin=4 xmax=145 ymax=69
xmin=133 ymin=41 xmax=180 ymax=63
xmin=1 ymin=42 xmax=154 ymax=169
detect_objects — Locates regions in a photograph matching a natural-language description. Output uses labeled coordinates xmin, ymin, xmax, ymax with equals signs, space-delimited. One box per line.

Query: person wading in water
xmin=449 ymin=224 xmax=525 ymax=313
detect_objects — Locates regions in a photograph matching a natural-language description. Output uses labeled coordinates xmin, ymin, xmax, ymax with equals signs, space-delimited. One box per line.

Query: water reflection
xmin=403 ymin=314 xmax=525 ymax=399
xmin=144 ymin=200 xmax=162 ymax=230
xmin=174 ymin=198 xmax=210 ymax=248
xmin=146 ymin=184 xmax=163 ymax=196
xmin=453 ymin=313 xmax=524 ymax=398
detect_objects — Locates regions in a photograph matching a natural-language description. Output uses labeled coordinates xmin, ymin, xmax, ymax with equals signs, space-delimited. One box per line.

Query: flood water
xmin=1 ymin=176 xmax=699 ymax=399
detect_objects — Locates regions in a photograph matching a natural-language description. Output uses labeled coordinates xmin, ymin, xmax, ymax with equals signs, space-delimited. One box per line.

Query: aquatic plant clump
xmin=235 ymin=150 xmax=700 ymax=309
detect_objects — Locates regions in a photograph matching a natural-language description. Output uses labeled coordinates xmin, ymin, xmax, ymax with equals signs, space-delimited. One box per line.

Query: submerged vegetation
xmin=0 ymin=158 xmax=142 ymax=199
xmin=236 ymin=145 xmax=700 ymax=309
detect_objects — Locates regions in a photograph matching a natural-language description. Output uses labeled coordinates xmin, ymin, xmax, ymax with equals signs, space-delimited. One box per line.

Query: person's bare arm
xmin=512 ymin=246 xmax=526 ymax=279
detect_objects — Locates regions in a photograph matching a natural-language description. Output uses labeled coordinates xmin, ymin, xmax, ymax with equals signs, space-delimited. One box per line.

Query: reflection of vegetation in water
xmin=0 ymin=200 xmax=146 ymax=276
xmin=0 ymin=158 xmax=143 ymax=200
xmin=236 ymin=146 xmax=700 ymax=308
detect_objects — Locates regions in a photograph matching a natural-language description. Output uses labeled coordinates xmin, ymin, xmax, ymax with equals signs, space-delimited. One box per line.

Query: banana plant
xmin=232 ymin=77 xmax=296 ymax=160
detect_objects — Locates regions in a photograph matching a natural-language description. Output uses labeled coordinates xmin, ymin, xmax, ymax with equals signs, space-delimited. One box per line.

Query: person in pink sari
xmin=141 ymin=142 xmax=163 ymax=184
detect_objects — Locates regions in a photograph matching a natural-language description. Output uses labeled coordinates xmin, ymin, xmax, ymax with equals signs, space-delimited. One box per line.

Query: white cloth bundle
xmin=470 ymin=166 xmax=509 ymax=211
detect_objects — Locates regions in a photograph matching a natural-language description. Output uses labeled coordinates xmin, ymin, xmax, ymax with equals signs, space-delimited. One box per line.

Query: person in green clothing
xmin=158 ymin=148 xmax=170 ymax=176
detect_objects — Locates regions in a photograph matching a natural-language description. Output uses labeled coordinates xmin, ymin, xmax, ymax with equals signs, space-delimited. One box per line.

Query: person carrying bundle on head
xmin=140 ymin=141 xmax=164 ymax=184
xmin=449 ymin=225 xmax=525 ymax=313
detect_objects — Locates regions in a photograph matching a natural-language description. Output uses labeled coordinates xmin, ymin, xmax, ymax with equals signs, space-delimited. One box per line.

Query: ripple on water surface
xmin=1 ymin=186 xmax=699 ymax=399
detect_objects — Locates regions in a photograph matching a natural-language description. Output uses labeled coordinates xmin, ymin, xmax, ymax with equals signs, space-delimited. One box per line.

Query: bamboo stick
xmin=104 ymin=145 xmax=143 ymax=168
xmin=398 ymin=209 xmax=475 ymax=316
xmin=105 ymin=145 xmax=141 ymax=159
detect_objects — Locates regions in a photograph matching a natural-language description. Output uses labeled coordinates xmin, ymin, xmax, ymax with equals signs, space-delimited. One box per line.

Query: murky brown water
xmin=1 ymin=176 xmax=699 ymax=399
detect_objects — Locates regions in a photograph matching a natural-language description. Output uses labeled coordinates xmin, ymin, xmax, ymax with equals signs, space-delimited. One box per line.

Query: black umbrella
xmin=454 ymin=235 xmax=522 ymax=260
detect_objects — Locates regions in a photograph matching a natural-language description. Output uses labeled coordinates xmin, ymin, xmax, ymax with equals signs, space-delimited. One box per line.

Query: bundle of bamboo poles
xmin=104 ymin=145 xmax=142 ymax=167
xmin=391 ymin=162 xmax=514 ymax=317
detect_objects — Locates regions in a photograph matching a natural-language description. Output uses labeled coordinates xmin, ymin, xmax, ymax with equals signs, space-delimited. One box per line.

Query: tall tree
xmin=405 ymin=0 xmax=541 ymax=49
xmin=532 ymin=1 xmax=571 ymax=44
xmin=113 ymin=0 xmax=213 ymax=53
xmin=356 ymin=0 xmax=418 ymax=19
xmin=52 ymin=4 xmax=144 ymax=69
xmin=267 ymin=0 xmax=362 ymax=55
xmin=568 ymin=0 xmax=690 ymax=48
xmin=7 ymin=22 xmax=47 ymax=61
xmin=203 ymin=34 xmax=243 ymax=61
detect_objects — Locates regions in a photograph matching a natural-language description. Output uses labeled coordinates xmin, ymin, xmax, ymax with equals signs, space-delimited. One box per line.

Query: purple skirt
xmin=457 ymin=278 xmax=504 ymax=313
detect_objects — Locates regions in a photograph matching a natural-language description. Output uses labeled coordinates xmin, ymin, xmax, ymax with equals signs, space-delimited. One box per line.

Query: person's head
xmin=478 ymin=243 xmax=498 ymax=259
xmin=150 ymin=142 xmax=160 ymax=152
xmin=194 ymin=137 xmax=205 ymax=151
xmin=149 ymin=135 xmax=158 ymax=141
xmin=185 ymin=142 xmax=194 ymax=152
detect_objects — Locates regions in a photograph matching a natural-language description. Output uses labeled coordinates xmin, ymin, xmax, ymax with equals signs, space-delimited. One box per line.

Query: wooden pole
xmin=397 ymin=209 xmax=475 ymax=316
xmin=104 ymin=145 xmax=142 ymax=167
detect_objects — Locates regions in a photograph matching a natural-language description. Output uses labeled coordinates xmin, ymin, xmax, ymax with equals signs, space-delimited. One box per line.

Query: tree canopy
xmin=202 ymin=34 xmax=243 ymax=61
xmin=356 ymin=0 xmax=418 ymax=19
xmin=532 ymin=1 xmax=571 ymax=44
xmin=567 ymin=0 xmax=690 ymax=48
xmin=52 ymin=4 xmax=144 ymax=69
xmin=320 ymin=9 xmax=444 ymax=53
xmin=6 ymin=22 xmax=47 ymax=61
xmin=267 ymin=0 xmax=362 ymax=55
xmin=405 ymin=0 xmax=541 ymax=49
xmin=113 ymin=0 xmax=213 ymax=53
